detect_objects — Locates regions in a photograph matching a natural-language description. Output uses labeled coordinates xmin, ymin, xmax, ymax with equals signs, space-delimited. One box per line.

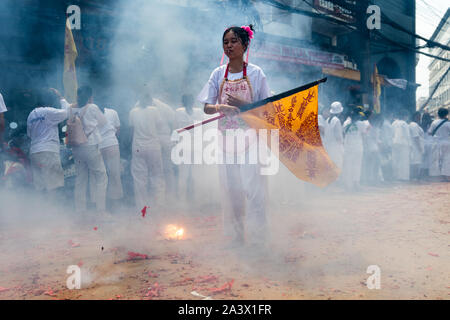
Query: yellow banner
xmin=372 ymin=65 xmax=381 ymax=114
xmin=240 ymin=84 xmax=340 ymax=187
xmin=63 ymin=19 xmax=78 ymax=103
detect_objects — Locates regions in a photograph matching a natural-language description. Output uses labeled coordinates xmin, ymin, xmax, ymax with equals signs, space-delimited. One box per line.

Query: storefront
xmin=249 ymin=36 xmax=360 ymax=110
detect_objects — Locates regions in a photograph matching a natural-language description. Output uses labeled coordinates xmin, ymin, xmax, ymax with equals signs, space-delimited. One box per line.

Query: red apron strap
xmin=224 ymin=64 xmax=229 ymax=80
xmin=224 ymin=62 xmax=247 ymax=80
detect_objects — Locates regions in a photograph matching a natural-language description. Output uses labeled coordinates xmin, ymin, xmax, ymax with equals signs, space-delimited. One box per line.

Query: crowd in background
xmin=318 ymin=101 xmax=450 ymax=191
xmin=0 ymin=86 xmax=205 ymax=218
xmin=0 ymin=87 xmax=449 ymax=218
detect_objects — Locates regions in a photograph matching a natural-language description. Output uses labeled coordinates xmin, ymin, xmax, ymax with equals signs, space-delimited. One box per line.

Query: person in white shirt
xmin=0 ymin=92 xmax=7 ymax=147
xmin=341 ymin=106 xmax=368 ymax=190
xmin=391 ymin=109 xmax=411 ymax=181
xmin=153 ymin=97 xmax=178 ymax=203
xmin=175 ymin=94 xmax=204 ymax=203
xmin=378 ymin=113 xmax=393 ymax=182
xmin=318 ymin=105 xmax=330 ymax=147
xmin=365 ymin=113 xmax=383 ymax=184
xmin=70 ymin=86 xmax=108 ymax=214
xmin=90 ymin=103 xmax=123 ymax=208
xmin=409 ymin=112 xmax=425 ymax=181
xmin=129 ymin=90 xmax=165 ymax=211
xmin=324 ymin=101 xmax=344 ymax=170
xmin=420 ymin=112 xmax=433 ymax=178
xmin=198 ymin=25 xmax=271 ymax=249
xmin=428 ymin=108 xmax=450 ymax=180
xmin=27 ymin=88 xmax=68 ymax=193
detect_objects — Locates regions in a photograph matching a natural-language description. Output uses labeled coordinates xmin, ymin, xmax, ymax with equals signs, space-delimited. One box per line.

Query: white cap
xmin=330 ymin=101 xmax=343 ymax=114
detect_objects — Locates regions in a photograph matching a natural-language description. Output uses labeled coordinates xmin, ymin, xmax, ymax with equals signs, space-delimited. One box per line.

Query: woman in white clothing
xmin=198 ymin=25 xmax=271 ymax=249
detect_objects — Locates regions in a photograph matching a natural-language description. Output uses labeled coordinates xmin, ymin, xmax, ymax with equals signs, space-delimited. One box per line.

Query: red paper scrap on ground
xmin=68 ymin=240 xmax=80 ymax=248
xmin=428 ymin=252 xmax=439 ymax=257
xmin=127 ymin=251 xmax=149 ymax=260
xmin=170 ymin=277 xmax=194 ymax=287
xmin=141 ymin=206 xmax=148 ymax=218
xmin=77 ymin=261 xmax=84 ymax=267
xmin=0 ymin=287 xmax=10 ymax=293
xmin=195 ymin=275 xmax=218 ymax=283
xmin=44 ymin=288 xmax=56 ymax=297
xmin=93 ymin=227 xmax=98 ymax=231
xmin=206 ymin=279 xmax=234 ymax=294
xmin=145 ymin=282 xmax=163 ymax=298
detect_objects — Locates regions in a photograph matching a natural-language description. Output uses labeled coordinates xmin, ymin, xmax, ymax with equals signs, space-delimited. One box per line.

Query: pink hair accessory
xmin=240 ymin=26 xmax=253 ymax=40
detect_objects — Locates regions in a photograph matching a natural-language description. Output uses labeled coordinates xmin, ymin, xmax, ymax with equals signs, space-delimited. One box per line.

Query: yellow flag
xmin=240 ymin=78 xmax=340 ymax=187
xmin=63 ymin=19 xmax=78 ymax=103
xmin=372 ymin=64 xmax=381 ymax=114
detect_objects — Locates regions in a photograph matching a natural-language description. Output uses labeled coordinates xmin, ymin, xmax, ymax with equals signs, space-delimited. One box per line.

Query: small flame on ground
xmin=164 ymin=224 xmax=185 ymax=240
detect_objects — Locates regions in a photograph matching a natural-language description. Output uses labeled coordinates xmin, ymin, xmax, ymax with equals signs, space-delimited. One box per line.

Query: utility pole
xmin=355 ymin=0 xmax=372 ymax=109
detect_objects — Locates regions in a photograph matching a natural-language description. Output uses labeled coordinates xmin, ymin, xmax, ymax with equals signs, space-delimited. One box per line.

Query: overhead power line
xmin=262 ymin=0 xmax=450 ymax=62
xmin=373 ymin=30 xmax=450 ymax=63
xmin=420 ymin=66 xmax=450 ymax=110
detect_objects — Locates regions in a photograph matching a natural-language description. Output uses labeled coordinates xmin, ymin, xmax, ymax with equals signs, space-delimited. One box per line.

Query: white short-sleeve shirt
xmin=129 ymin=106 xmax=162 ymax=148
xmin=70 ymin=103 xmax=107 ymax=146
xmin=197 ymin=63 xmax=271 ymax=105
xmin=99 ymin=108 xmax=120 ymax=149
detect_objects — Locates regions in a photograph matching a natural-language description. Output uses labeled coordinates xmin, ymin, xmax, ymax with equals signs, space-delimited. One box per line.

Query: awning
xmin=322 ymin=67 xmax=360 ymax=81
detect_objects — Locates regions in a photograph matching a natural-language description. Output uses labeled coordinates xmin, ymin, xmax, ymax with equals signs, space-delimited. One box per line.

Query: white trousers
xmin=30 ymin=151 xmax=64 ymax=191
xmin=101 ymin=145 xmax=123 ymax=199
xmin=218 ymin=162 xmax=268 ymax=244
xmin=430 ymin=140 xmax=450 ymax=177
xmin=72 ymin=144 xmax=107 ymax=212
xmin=131 ymin=144 xmax=165 ymax=210
xmin=327 ymin=144 xmax=344 ymax=170
xmin=90 ymin=145 xmax=123 ymax=201
xmin=392 ymin=144 xmax=410 ymax=180
xmin=342 ymin=146 xmax=363 ymax=189
xmin=160 ymin=137 xmax=177 ymax=200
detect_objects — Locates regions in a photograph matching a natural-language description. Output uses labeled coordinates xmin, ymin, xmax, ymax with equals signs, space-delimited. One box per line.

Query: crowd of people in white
xmin=0 ymin=88 xmax=448 ymax=219
xmin=319 ymin=101 xmax=450 ymax=191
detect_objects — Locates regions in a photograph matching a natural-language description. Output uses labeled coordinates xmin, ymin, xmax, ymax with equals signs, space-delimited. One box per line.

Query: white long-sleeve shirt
xmin=27 ymin=107 xmax=68 ymax=154
xmin=428 ymin=119 xmax=450 ymax=141
xmin=392 ymin=119 xmax=411 ymax=146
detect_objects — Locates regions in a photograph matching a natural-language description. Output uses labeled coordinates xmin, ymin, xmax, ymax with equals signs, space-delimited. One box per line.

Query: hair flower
xmin=241 ymin=25 xmax=254 ymax=40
